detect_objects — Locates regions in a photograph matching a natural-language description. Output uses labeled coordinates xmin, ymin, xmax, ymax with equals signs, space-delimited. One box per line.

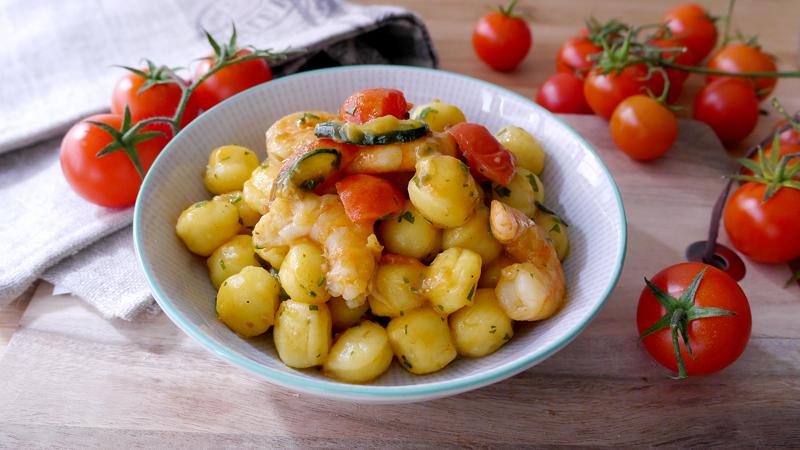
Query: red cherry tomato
xmin=339 ymin=88 xmax=410 ymax=124
xmin=60 ymin=114 xmax=164 ymax=208
xmin=193 ymin=49 xmax=272 ymax=111
xmin=610 ymin=95 xmax=678 ymax=161
xmin=693 ymin=77 xmax=759 ymax=147
xmin=648 ymin=38 xmax=696 ymax=103
xmin=662 ymin=3 xmax=718 ymax=63
xmin=555 ymin=37 xmax=600 ymax=74
xmin=536 ymin=72 xmax=592 ymax=114
xmin=637 ymin=262 xmax=751 ymax=377
xmin=707 ymin=44 xmax=778 ymax=99
xmin=472 ymin=3 xmax=532 ymax=71
xmin=335 ymin=174 xmax=405 ymax=224
xmin=447 ymin=122 xmax=516 ymax=185
xmin=110 ymin=70 xmax=200 ymax=135
xmin=724 ymin=182 xmax=800 ymax=263
xmin=583 ymin=64 xmax=653 ymax=119
xmin=776 ymin=121 xmax=800 ymax=146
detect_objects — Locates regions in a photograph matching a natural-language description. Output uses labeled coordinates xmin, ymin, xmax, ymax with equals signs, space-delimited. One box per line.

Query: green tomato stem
xmin=720 ymin=0 xmax=737 ymax=48
xmin=662 ymin=61 xmax=800 ymax=78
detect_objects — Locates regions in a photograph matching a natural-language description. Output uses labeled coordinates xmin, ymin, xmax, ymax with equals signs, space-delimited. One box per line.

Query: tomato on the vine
xmin=662 ymin=3 xmax=717 ymax=63
xmin=60 ymin=114 xmax=164 ymax=208
xmin=610 ymin=95 xmax=677 ymax=161
xmin=472 ymin=0 xmax=532 ymax=72
xmin=776 ymin=121 xmax=800 ymax=146
xmin=693 ymin=77 xmax=759 ymax=147
xmin=583 ymin=64 xmax=653 ymax=119
xmin=447 ymin=122 xmax=515 ymax=185
xmin=536 ymin=72 xmax=592 ymax=114
xmin=637 ymin=262 xmax=751 ymax=378
xmin=724 ymin=145 xmax=800 ymax=263
xmin=555 ymin=36 xmax=600 ymax=74
xmin=111 ymin=67 xmax=200 ymax=139
xmin=649 ymin=37 xmax=696 ymax=103
xmin=193 ymin=49 xmax=273 ymax=111
xmin=707 ymin=44 xmax=777 ymax=98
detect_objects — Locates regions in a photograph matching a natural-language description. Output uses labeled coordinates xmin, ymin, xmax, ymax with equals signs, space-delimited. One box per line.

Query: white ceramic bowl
xmin=134 ymin=65 xmax=627 ymax=404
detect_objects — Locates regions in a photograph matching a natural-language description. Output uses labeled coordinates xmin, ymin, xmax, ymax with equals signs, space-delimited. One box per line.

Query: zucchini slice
xmin=315 ymin=116 xmax=429 ymax=145
xmin=280 ymin=148 xmax=342 ymax=190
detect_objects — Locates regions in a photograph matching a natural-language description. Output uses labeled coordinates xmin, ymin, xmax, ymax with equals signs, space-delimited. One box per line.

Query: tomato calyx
xmin=583 ymin=17 xmax=629 ymax=47
xmin=639 ymin=268 xmax=736 ymax=378
xmin=87 ymin=107 xmax=165 ymax=178
xmin=116 ymin=59 xmax=184 ymax=96
xmin=732 ymin=134 xmax=800 ymax=202
xmin=497 ymin=0 xmax=521 ymax=17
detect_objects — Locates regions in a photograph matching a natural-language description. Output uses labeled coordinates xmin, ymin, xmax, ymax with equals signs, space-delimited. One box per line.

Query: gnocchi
xmin=449 ymin=289 xmax=514 ymax=357
xmin=216 ymin=266 xmax=280 ymax=337
xmin=175 ymin=88 xmax=572 ymax=383
xmin=387 ymin=307 xmax=457 ymax=374
xmin=175 ymin=199 xmax=240 ymax=256
xmin=204 ymin=145 xmax=260 ymax=194
xmin=323 ymin=321 xmax=393 ymax=383
xmin=206 ymin=234 xmax=259 ymax=289
xmin=408 ymin=155 xmax=480 ymax=228
xmin=273 ymin=300 xmax=332 ymax=368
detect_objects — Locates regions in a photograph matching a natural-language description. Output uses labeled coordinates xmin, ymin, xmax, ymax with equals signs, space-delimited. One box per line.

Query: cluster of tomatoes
xmin=474 ymin=1 xmax=800 ymax=379
xmin=60 ymin=31 xmax=275 ymax=208
xmin=536 ymin=3 xmax=790 ymax=161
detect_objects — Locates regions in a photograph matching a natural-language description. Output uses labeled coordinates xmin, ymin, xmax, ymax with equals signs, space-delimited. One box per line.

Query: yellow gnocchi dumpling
xmin=536 ymin=212 xmax=570 ymax=261
xmin=492 ymin=168 xmax=544 ymax=218
xmin=216 ymin=266 xmax=280 ymax=337
xmin=255 ymin=245 xmax=289 ymax=270
xmin=368 ymin=256 xmax=426 ymax=318
xmin=323 ymin=321 xmax=394 ymax=383
xmin=423 ymin=247 xmax=482 ymax=315
xmin=273 ymin=300 xmax=332 ymax=368
xmin=386 ymin=307 xmax=457 ymax=374
xmin=278 ymin=240 xmax=330 ymax=304
xmin=214 ymin=191 xmax=262 ymax=231
xmin=495 ymin=126 xmax=546 ymax=175
xmin=449 ymin=289 xmax=514 ymax=357
xmin=378 ymin=201 xmax=441 ymax=261
xmin=408 ymin=155 xmax=480 ymax=228
xmin=206 ymin=235 xmax=259 ymax=289
xmin=175 ymin=199 xmax=240 ymax=256
xmin=411 ymin=100 xmax=467 ymax=132
xmin=329 ymin=297 xmax=370 ymax=332
xmin=442 ymin=205 xmax=502 ymax=265
xmin=204 ymin=145 xmax=260 ymax=195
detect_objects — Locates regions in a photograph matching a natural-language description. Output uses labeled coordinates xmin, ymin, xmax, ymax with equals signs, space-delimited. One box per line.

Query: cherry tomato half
xmin=693 ymin=77 xmax=759 ymax=147
xmin=610 ymin=95 xmax=677 ymax=161
xmin=637 ymin=262 xmax=751 ymax=377
xmin=536 ymin=72 xmax=592 ymax=114
xmin=724 ymin=182 xmax=800 ymax=263
xmin=335 ymin=174 xmax=405 ymax=224
xmin=339 ymin=88 xmax=410 ymax=124
xmin=447 ymin=122 xmax=515 ymax=185
xmin=556 ymin=37 xmax=600 ymax=74
xmin=193 ymin=49 xmax=273 ymax=111
xmin=472 ymin=6 xmax=532 ymax=71
xmin=707 ymin=44 xmax=778 ymax=99
xmin=662 ymin=3 xmax=718 ymax=63
xmin=60 ymin=114 xmax=164 ymax=208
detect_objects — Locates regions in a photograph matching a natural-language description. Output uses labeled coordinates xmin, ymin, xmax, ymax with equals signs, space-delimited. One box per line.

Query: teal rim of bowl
xmin=133 ymin=64 xmax=628 ymax=400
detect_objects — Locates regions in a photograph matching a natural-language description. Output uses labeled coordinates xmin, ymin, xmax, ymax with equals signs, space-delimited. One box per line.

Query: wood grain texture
xmin=1 ymin=117 xmax=798 ymax=447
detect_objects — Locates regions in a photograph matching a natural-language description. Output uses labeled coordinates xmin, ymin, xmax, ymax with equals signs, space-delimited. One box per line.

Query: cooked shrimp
xmin=266 ymin=111 xmax=337 ymax=161
xmin=345 ymin=132 xmax=458 ymax=174
xmin=311 ymin=195 xmax=382 ymax=308
xmin=489 ymin=200 xmax=566 ymax=321
xmin=252 ymin=191 xmax=321 ymax=250
xmin=242 ymin=157 xmax=281 ymax=215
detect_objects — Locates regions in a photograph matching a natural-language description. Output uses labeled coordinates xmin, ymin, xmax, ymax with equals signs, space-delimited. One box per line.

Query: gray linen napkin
xmin=0 ymin=0 xmax=436 ymax=319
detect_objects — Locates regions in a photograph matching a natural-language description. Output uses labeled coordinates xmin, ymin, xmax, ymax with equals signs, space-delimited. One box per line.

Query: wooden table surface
xmin=2 ymin=0 xmax=800 ymax=447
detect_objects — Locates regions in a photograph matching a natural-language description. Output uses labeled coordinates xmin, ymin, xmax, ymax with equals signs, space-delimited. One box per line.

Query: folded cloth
xmin=0 ymin=0 xmax=437 ymax=319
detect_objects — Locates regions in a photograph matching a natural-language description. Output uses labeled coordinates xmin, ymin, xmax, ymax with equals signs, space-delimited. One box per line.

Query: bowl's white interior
xmin=135 ymin=65 xmax=625 ymax=401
